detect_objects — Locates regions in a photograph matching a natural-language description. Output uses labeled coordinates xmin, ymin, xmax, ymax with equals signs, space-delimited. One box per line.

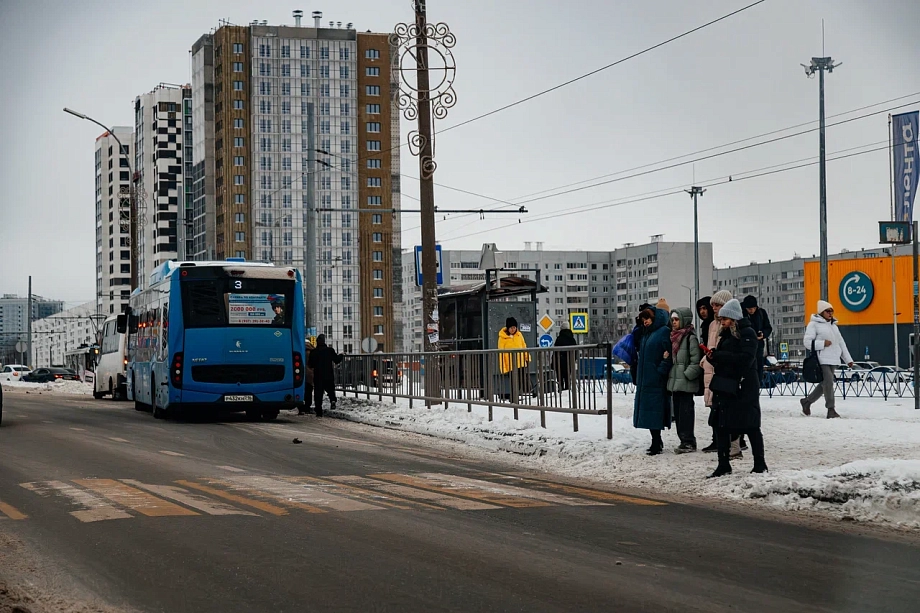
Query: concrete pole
xmin=27 ymin=275 xmax=32 ymax=368
xmin=818 ymin=64 xmax=828 ymax=301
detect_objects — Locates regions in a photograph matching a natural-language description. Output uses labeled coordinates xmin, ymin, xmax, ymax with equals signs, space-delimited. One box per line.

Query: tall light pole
xmin=802 ymin=57 xmax=841 ymax=301
xmin=63 ymin=107 xmax=137 ymax=293
xmin=686 ymin=186 xmax=704 ymax=326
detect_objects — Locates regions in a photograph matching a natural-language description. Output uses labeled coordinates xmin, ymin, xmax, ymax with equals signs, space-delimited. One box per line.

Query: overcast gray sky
xmin=1 ymin=0 xmax=918 ymax=305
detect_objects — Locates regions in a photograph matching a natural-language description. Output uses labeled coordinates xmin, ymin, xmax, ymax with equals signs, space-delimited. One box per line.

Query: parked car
xmin=865 ymin=366 xmax=911 ymax=384
xmin=835 ymin=364 xmax=871 ymax=382
xmin=21 ymin=367 xmax=81 ymax=383
xmin=853 ymin=361 xmax=882 ymax=371
xmin=1 ymin=364 xmax=32 ymax=382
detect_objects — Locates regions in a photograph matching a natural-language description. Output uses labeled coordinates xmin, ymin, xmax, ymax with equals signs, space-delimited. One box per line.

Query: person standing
xmin=700 ymin=289 xmax=732 ymax=453
xmin=307 ymin=334 xmax=344 ymax=417
xmin=742 ymin=295 xmax=772 ymax=383
xmin=704 ymin=299 xmax=768 ymax=477
xmin=801 ymin=300 xmax=854 ymax=419
xmin=553 ymin=324 xmax=577 ymax=391
xmin=498 ymin=317 xmax=530 ymax=401
xmin=697 ymin=296 xmax=714 ymax=343
xmin=632 ymin=308 xmax=673 ymax=455
xmin=298 ymin=340 xmax=315 ymax=416
xmin=667 ymin=308 xmax=702 ymax=453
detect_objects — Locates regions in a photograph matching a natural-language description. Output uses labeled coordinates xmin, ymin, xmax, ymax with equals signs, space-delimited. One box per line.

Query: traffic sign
xmin=414 ymin=244 xmax=443 ymax=287
xmin=570 ymin=312 xmax=589 ymax=334
xmin=839 ymin=271 xmax=874 ymax=312
xmin=780 ymin=352 xmax=789 ymax=360
xmin=14 ymin=341 xmax=26 ymax=353
xmin=538 ymin=334 xmax=553 ymax=348
xmin=538 ymin=314 xmax=555 ymax=332
xmin=361 ymin=337 xmax=379 ymax=354
xmin=779 ymin=342 xmax=788 ymax=354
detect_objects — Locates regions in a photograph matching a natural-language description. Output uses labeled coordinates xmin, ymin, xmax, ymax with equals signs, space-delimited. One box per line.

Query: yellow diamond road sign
xmin=538 ymin=314 xmax=555 ymax=332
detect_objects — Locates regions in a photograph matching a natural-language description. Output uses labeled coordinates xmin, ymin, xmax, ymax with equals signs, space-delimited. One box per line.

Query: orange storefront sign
xmin=804 ymin=256 xmax=914 ymax=326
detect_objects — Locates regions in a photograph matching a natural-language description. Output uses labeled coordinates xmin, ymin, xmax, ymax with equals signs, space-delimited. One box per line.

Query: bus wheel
xmin=261 ymin=409 xmax=280 ymax=422
xmin=92 ymin=380 xmax=104 ymax=400
xmin=152 ymin=392 xmax=166 ymax=420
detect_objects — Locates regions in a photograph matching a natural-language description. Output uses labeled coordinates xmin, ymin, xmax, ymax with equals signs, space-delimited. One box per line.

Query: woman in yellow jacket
xmin=498 ymin=317 xmax=530 ymax=374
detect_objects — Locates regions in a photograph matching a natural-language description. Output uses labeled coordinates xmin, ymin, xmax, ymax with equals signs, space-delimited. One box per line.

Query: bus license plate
xmin=225 ymin=394 xmax=253 ymax=402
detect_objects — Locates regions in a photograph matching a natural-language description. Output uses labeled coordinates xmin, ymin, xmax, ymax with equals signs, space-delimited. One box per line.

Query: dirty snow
xmin=331 ymin=391 xmax=920 ymax=529
xmin=1 ymin=379 xmax=94 ymax=396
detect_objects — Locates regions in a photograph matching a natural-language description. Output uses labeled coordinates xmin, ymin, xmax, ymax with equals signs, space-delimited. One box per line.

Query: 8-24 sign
xmin=838 ymin=271 xmax=874 ymax=313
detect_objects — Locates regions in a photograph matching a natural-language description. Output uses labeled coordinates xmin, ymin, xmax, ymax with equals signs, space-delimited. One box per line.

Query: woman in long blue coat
xmin=632 ymin=308 xmax=673 ymax=455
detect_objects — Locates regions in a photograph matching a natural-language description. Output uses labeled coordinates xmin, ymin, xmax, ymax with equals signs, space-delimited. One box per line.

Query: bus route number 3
xmin=234 ymin=280 xmax=243 ymax=289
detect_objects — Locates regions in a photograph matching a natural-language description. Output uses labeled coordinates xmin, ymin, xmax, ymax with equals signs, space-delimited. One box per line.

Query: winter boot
xmin=800 ymin=399 xmax=811 ymax=416
xmin=739 ymin=436 xmax=748 ymax=451
xmin=708 ymin=453 xmax=732 ymax=478
xmin=729 ymin=438 xmax=743 ymax=460
xmin=646 ymin=440 xmax=663 ymax=456
xmin=701 ymin=441 xmax=718 ymax=453
xmin=674 ymin=443 xmax=696 ymax=454
xmin=751 ymin=460 xmax=769 ymax=474
xmin=826 ymin=408 xmax=840 ymax=419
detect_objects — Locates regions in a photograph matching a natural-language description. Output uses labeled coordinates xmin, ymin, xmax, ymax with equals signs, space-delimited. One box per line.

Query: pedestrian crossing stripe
xmin=16 ymin=473 xmax=665 ymax=523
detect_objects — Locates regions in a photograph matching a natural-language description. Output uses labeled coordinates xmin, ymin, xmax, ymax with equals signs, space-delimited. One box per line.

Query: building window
xmin=340 ymin=65 xmax=350 ymax=79
xmin=373 ymin=288 xmax=384 ymax=298
xmin=300 ymin=45 xmax=310 ymax=58
xmin=341 ymin=121 xmax=351 ymax=135
xmin=367 ymin=196 xmax=382 ymax=205
xmin=259 ymin=100 xmax=272 ymax=114
xmin=366 ymin=104 xmax=380 ymax=115
xmin=366 ymin=140 xmax=381 ymax=151
xmin=340 ymin=47 xmax=350 ymax=61
xmin=233 ymin=43 xmax=243 ymax=54
xmin=232 ymin=62 xmax=243 ymax=72
xmin=234 ymin=156 xmax=244 ymax=166
xmin=374 ymin=306 xmax=384 ymax=316
xmin=234 ymin=118 xmax=244 ymax=129
xmin=373 ymin=269 xmax=383 ymax=280
xmin=371 ymin=214 xmax=382 ymax=224
xmin=320 ymin=47 xmax=329 ymax=60
xmin=365 ymin=85 xmax=380 ymax=96
xmin=234 ymin=213 xmax=245 ymax=223
xmin=366 ymin=67 xmax=380 ymax=77
xmin=281 ymin=101 xmax=291 ymax=114
xmin=233 ymin=80 xmax=244 ymax=91
xmin=320 ymin=83 xmax=330 ymax=97
xmin=281 ymin=64 xmax=291 ymax=77
xmin=366 ymin=122 xmax=381 ymax=133
xmin=340 ymin=84 xmax=350 ymax=97
xmin=374 ymin=325 xmax=384 ymax=335
xmin=341 ymin=102 xmax=351 ymax=115
xmin=235 ymin=232 xmax=245 ymax=242
xmin=259 ymin=44 xmax=270 ymax=57
xmin=367 ymin=159 xmax=381 ymax=169
xmin=366 ymin=49 xmax=380 ymax=59
xmin=233 ymin=175 xmax=244 ymax=185
xmin=233 ymin=138 xmax=245 ymax=149
xmin=234 ymin=194 xmax=245 ymax=204
xmin=281 ymin=45 xmax=290 ymax=58
xmin=372 ymin=251 xmax=383 ymax=262
xmin=372 ymin=232 xmax=383 ymax=242
xmin=367 ymin=177 xmax=382 ymax=187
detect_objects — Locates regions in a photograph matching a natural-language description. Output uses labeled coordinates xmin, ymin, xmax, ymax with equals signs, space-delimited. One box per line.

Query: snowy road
xmin=1 ymin=389 xmax=919 ymax=612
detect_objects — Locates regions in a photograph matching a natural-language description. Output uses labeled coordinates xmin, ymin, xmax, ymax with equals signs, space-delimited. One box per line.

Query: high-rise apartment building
xmin=94 ymin=128 xmax=134 ymax=314
xmin=191 ymin=13 xmax=401 ymax=352
xmin=0 ymin=294 xmax=64 ymax=364
xmin=133 ymin=83 xmax=190 ymax=289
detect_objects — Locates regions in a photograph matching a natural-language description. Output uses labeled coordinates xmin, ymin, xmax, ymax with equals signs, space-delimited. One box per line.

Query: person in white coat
xmin=801 ymin=300 xmax=854 ymax=418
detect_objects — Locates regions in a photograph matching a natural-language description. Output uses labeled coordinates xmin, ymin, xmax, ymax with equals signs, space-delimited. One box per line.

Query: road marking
xmin=328 ymin=476 xmax=498 ymax=510
xmin=279 ymin=476 xmax=438 ymax=511
xmin=73 ymin=479 xmax=198 ymax=517
xmin=108 ymin=437 xmax=129 ymax=443
xmin=216 ymin=465 xmax=246 ymax=472
xmin=368 ymin=474 xmax=550 ymax=508
xmin=418 ymin=473 xmax=608 ymax=507
xmin=177 ymin=480 xmax=288 ymax=516
xmin=20 ymin=481 xmax=132 ymax=523
xmin=223 ymin=476 xmax=380 ymax=512
xmin=121 ymin=480 xmax=255 ymax=516
xmin=159 ymin=450 xmax=185 ymax=457
xmin=504 ymin=475 xmax=668 ymax=506
xmin=0 ymin=500 xmax=27 ymax=520
xmin=69 ymin=427 xmax=86 ymax=432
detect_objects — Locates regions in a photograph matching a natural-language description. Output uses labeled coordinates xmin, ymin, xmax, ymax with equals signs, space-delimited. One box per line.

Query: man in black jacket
xmin=742 ymin=295 xmax=772 ymax=384
xmin=307 ymin=334 xmax=344 ymax=417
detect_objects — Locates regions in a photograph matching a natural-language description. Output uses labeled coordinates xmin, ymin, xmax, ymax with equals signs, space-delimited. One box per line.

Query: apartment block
xmin=31 ymin=302 xmax=97 ymax=368
xmin=0 ymin=294 xmax=64 ymax=364
xmin=94 ymin=128 xmax=134 ymax=314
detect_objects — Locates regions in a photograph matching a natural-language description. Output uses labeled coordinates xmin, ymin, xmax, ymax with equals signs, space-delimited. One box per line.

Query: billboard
xmin=892 ymin=112 xmax=919 ymax=222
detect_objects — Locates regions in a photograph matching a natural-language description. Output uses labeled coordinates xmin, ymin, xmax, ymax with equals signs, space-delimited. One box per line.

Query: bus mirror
xmin=128 ymin=313 xmax=139 ymax=333
xmin=116 ymin=314 xmax=127 ymax=334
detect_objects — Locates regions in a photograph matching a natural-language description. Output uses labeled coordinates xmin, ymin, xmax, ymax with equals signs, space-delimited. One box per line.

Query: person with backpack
xmin=801 ymin=300 xmax=854 ymax=419
xmin=307 ymin=334 xmax=344 ymax=417
xmin=667 ymin=307 xmax=703 ymax=453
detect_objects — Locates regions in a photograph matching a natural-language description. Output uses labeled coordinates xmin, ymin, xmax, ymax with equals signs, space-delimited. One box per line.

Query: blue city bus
xmin=122 ymin=259 xmax=307 ymax=421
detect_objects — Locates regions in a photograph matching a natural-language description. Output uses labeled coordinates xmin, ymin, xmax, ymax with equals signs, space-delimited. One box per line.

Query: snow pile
xmin=332 ymin=393 xmax=920 ymax=529
xmin=1 ymin=379 xmax=94 ymax=396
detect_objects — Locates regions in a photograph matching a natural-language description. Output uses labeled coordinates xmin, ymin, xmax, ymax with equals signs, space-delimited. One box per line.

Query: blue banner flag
xmin=893 ymin=111 xmax=919 ymax=222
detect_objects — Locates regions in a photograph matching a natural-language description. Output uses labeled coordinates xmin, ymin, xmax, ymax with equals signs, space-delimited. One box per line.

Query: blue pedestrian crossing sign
xmin=779 ymin=342 xmax=789 ymax=361
xmin=538 ymin=334 xmax=554 ymax=348
xmin=570 ymin=312 xmax=589 ymax=334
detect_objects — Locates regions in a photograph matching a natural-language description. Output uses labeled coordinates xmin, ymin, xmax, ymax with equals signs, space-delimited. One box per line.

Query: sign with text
xmin=838 ymin=272 xmax=874 ymax=313
xmin=414 ymin=244 xmax=443 ymax=287
xmin=879 ymin=221 xmax=912 ymax=244
xmin=228 ymin=293 xmax=285 ymax=325
xmin=893 ymin=111 xmax=919 ymax=222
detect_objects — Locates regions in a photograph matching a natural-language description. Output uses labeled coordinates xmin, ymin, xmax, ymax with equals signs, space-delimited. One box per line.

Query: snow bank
xmin=332 ymin=393 xmax=920 ymax=529
xmin=1 ymin=379 xmax=94 ymax=396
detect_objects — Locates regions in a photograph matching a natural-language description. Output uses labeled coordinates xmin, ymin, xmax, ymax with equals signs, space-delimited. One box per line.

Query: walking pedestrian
xmin=742 ymin=295 xmax=773 ymax=384
xmin=498 ymin=317 xmax=530 ymax=401
xmin=703 ymin=299 xmax=768 ymax=477
xmin=553 ymin=324 xmax=577 ymax=391
xmin=307 ymin=334 xmax=344 ymax=417
xmin=632 ymin=308 xmax=673 ymax=456
xmin=667 ymin=308 xmax=702 ymax=453
xmin=700 ymin=289 xmax=733 ymax=453
xmin=298 ymin=340 xmax=315 ymax=415
xmin=801 ymin=300 xmax=854 ymax=419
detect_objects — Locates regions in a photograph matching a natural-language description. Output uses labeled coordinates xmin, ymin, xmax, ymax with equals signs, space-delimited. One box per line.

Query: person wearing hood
xmin=703 ymin=299 xmax=768 ymax=477
xmin=742 ymin=295 xmax=772 ymax=383
xmin=801 ymin=300 xmax=853 ymax=419
xmin=498 ymin=317 xmax=530 ymax=401
xmin=632 ymin=308 xmax=673 ymax=455
xmin=700 ymin=289 xmax=733 ymax=454
xmin=667 ymin=308 xmax=702 ymax=452
xmin=307 ymin=334 xmax=344 ymax=417
xmin=553 ymin=323 xmax=577 ymax=391
xmin=696 ymin=296 xmax=714 ymax=343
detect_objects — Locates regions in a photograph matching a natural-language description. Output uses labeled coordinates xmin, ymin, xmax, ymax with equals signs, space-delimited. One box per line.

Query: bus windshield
xmin=181 ymin=278 xmax=295 ymax=329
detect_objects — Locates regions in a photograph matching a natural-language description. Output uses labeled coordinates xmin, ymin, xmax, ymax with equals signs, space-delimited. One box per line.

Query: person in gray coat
xmin=667 ymin=307 xmax=702 ymax=453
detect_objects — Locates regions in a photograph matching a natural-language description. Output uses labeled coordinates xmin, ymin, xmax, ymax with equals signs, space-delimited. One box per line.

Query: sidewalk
xmin=330 ymin=392 xmax=920 ymax=530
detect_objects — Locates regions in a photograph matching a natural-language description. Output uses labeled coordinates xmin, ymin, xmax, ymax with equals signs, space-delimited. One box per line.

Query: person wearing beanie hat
xmin=700 ymin=291 xmax=732 ymax=453
xmin=498 ymin=316 xmax=529 ymax=383
xmin=741 ymin=295 xmax=773 ymax=385
xmin=711 ymin=290 xmax=733 ymax=308
xmin=656 ymin=298 xmax=671 ymax=313
xmin=801 ymin=300 xmax=853 ymax=419
xmin=704 ymin=298 xmax=768 ymax=477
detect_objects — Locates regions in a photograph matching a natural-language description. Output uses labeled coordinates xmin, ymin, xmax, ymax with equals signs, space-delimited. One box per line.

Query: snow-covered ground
xmin=1 ymin=379 xmax=94 ymax=395
xmin=331 ymin=391 xmax=920 ymax=530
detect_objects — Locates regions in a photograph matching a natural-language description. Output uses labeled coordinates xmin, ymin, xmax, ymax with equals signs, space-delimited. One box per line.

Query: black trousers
xmin=716 ymin=426 xmax=764 ymax=462
xmin=672 ymin=392 xmax=696 ymax=447
xmin=314 ymin=379 xmax=336 ymax=410
xmin=304 ymin=382 xmax=313 ymax=409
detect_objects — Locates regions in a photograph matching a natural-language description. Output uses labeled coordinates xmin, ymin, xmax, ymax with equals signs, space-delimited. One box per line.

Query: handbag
xmin=710 ymin=374 xmax=741 ymax=396
xmin=612 ymin=331 xmax=637 ymax=365
xmin=802 ymin=340 xmax=824 ymax=384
